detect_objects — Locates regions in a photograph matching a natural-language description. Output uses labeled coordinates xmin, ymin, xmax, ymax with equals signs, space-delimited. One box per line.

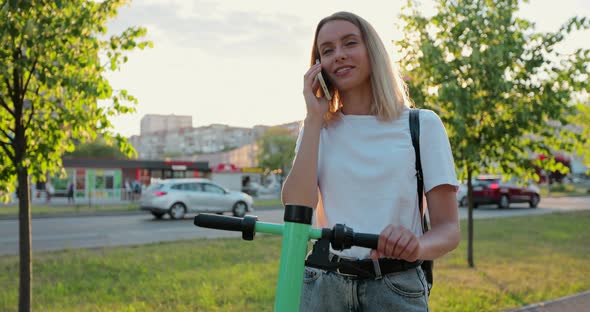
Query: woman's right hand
xmin=303 ymin=62 xmax=330 ymax=124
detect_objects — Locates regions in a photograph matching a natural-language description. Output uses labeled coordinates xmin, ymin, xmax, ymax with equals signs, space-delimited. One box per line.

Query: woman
xmin=281 ymin=11 xmax=460 ymax=311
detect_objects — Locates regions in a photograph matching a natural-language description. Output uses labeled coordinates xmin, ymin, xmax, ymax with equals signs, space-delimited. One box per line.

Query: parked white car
xmin=140 ymin=178 xmax=254 ymax=219
xmin=456 ymin=183 xmax=468 ymax=207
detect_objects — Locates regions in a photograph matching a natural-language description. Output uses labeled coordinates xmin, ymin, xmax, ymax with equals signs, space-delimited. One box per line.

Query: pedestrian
xmin=132 ymin=180 xmax=142 ymax=201
xmin=45 ymin=181 xmax=54 ymax=204
xmin=281 ymin=11 xmax=460 ymax=311
xmin=125 ymin=180 xmax=132 ymax=200
xmin=67 ymin=180 xmax=75 ymax=204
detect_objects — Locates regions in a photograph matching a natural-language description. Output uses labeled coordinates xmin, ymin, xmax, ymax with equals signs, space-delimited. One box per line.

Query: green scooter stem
xmin=274 ymin=221 xmax=309 ymax=311
xmin=237 ymin=216 xmax=322 ymax=312
xmin=274 ymin=205 xmax=314 ymax=311
xmin=241 ymin=216 xmax=323 ymax=311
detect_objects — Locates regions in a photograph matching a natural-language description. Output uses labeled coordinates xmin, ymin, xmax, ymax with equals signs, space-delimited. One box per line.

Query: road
xmin=0 ymin=197 xmax=588 ymax=256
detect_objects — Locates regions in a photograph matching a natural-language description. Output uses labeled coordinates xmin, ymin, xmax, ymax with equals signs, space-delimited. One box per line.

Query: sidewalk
xmin=1 ymin=195 xmax=136 ymax=207
xmin=0 ymin=194 xmax=141 ymax=219
xmin=506 ymin=291 xmax=590 ymax=312
xmin=0 ymin=194 xmax=283 ymax=220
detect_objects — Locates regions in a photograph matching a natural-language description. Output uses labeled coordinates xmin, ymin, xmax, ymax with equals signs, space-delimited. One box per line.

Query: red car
xmin=458 ymin=176 xmax=541 ymax=209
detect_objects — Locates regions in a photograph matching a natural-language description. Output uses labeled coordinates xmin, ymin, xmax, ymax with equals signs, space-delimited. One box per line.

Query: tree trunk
xmin=467 ymin=169 xmax=474 ymax=268
xmin=12 ymin=60 xmax=32 ymax=310
xmin=17 ymin=166 xmax=32 ymax=312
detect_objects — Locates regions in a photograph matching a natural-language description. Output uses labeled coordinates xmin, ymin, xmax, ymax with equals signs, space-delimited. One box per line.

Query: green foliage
xmin=568 ymin=102 xmax=590 ymax=171
xmin=256 ymin=127 xmax=296 ymax=176
xmin=397 ymin=0 xmax=590 ymax=182
xmin=0 ymin=0 xmax=151 ymax=201
xmin=65 ymin=140 xmax=134 ymax=159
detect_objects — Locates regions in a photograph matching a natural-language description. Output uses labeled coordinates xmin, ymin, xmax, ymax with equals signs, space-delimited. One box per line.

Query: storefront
xmin=209 ymin=163 xmax=264 ymax=194
xmin=37 ymin=158 xmax=211 ymax=200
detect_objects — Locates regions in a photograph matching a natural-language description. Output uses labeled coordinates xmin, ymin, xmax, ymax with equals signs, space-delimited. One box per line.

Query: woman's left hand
xmin=370 ymin=224 xmax=421 ymax=262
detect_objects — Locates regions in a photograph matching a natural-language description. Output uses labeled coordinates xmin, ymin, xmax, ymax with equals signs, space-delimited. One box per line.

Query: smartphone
xmin=315 ymin=59 xmax=332 ymax=101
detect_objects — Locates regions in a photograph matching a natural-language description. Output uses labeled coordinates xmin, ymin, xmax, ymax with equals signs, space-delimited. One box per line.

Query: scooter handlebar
xmin=194 ymin=214 xmax=244 ymax=232
xmin=194 ymin=214 xmax=258 ymax=240
xmin=193 ymin=214 xmax=380 ymax=249
xmin=352 ymin=233 xmax=380 ymax=250
xmin=330 ymin=224 xmax=380 ymax=251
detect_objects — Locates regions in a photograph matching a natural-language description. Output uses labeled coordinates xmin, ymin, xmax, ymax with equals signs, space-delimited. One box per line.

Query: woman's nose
xmin=334 ymin=47 xmax=347 ymax=61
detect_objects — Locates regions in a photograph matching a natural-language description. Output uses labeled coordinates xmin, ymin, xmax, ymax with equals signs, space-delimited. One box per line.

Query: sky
xmin=103 ymin=0 xmax=590 ymax=137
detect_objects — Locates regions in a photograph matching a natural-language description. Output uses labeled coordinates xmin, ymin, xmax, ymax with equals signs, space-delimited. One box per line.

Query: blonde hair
xmin=310 ymin=11 xmax=411 ymax=125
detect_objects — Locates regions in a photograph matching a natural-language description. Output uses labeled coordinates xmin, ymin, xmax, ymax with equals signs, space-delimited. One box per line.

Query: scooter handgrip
xmin=194 ymin=213 xmax=243 ymax=232
xmin=353 ymin=233 xmax=379 ymax=250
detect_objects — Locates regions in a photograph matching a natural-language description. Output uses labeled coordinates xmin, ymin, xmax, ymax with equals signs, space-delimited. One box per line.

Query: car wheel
xmin=460 ymin=196 xmax=468 ymax=207
xmin=498 ymin=195 xmax=510 ymax=209
xmin=232 ymin=201 xmax=247 ymax=217
xmin=151 ymin=211 xmax=165 ymax=219
xmin=529 ymin=194 xmax=540 ymax=208
xmin=169 ymin=203 xmax=186 ymax=220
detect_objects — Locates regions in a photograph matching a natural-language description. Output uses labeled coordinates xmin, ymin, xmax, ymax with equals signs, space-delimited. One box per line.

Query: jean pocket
xmin=383 ymin=269 xmax=425 ymax=298
xmin=303 ymin=267 xmax=322 ymax=283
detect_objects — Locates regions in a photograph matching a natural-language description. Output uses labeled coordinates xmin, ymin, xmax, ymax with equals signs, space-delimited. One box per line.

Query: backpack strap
xmin=409 ymin=109 xmax=427 ymax=232
xmin=409 ymin=108 xmax=433 ymax=292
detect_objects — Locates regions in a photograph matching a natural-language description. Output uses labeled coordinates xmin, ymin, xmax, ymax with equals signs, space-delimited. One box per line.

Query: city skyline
xmin=134 ymin=113 xmax=302 ymax=137
xmin=102 ymin=0 xmax=590 ymax=137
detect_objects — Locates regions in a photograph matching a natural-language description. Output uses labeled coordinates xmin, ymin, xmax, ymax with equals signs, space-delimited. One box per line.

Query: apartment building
xmin=129 ymin=124 xmax=259 ymax=160
xmin=129 ymin=119 xmax=302 ymax=162
xmin=140 ymin=114 xmax=193 ymax=135
xmin=189 ymin=142 xmax=259 ymax=168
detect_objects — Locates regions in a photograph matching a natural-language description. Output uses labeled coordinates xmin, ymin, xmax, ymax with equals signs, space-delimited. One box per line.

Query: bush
xmin=549 ymin=183 xmax=571 ymax=192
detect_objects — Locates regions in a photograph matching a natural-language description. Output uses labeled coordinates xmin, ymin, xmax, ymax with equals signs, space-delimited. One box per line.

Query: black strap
xmin=409 ymin=109 xmax=433 ymax=292
xmin=329 ymin=255 xmax=423 ymax=279
xmin=409 ymin=109 xmax=427 ymax=231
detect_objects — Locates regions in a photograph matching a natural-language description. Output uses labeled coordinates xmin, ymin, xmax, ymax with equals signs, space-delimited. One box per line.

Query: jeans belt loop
xmin=372 ymin=258 xmax=382 ymax=280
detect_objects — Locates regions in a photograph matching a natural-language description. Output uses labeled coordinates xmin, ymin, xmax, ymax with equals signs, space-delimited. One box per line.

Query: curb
xmin=0 ymin=205 xmax=283 ymax=221
xmin=0 ymin=209 xmax=144 ymax=221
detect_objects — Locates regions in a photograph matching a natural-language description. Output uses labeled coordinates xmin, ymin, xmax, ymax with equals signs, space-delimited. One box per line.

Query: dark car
xmin=457 ymin=176 xmax=541 ymax=209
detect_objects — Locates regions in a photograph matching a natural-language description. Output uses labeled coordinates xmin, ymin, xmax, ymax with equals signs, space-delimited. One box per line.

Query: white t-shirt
xmin=295 ymin=108 xmax=458 ymax=259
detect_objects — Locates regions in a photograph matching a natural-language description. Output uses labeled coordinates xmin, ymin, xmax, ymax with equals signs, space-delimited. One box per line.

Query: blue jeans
xmin=300 ymin=266 xmax=429 ymax=312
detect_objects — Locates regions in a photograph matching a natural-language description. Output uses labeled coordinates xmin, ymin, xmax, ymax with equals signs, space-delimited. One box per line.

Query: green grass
xmin=1 ymin=211 xmax=589 ymax=311
xmin=0 ymin=204 xmax=139 ymax=217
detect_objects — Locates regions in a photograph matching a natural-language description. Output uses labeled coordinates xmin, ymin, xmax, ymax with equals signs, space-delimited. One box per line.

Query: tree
xmin=0 ymin=1 xmax=151 ymax=310
xmin=256 ymin=127 xmax=297 ymax=182
xmin=397 ymin=0 xmax=589 ymax=267
xmin=65 ymin=139 xmax=136 ymax=160
xmin=569 ymin=101 xmax=590 ymax=173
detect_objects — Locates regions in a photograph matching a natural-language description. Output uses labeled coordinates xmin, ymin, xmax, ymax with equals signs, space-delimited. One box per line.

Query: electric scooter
xmin=194 ymin=204 xmax=380 ymax=312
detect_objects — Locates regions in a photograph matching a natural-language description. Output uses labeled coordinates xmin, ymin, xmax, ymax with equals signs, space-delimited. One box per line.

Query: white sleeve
xmin=419 ymin=110 xmax=459 ymax=193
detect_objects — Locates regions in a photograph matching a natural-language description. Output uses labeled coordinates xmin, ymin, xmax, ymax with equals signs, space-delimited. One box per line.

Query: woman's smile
xmin=333 ymin=65 xmax=355 ymax=78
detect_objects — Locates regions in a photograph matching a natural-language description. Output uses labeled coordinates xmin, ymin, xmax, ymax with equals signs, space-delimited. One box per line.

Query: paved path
xmin=506 ymin=291 xmax=590 ymax=312
xmin=0 ymin=208 xmax=287 ymax=256
xmin=457 ymin=196 xmax=590 ymax=220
